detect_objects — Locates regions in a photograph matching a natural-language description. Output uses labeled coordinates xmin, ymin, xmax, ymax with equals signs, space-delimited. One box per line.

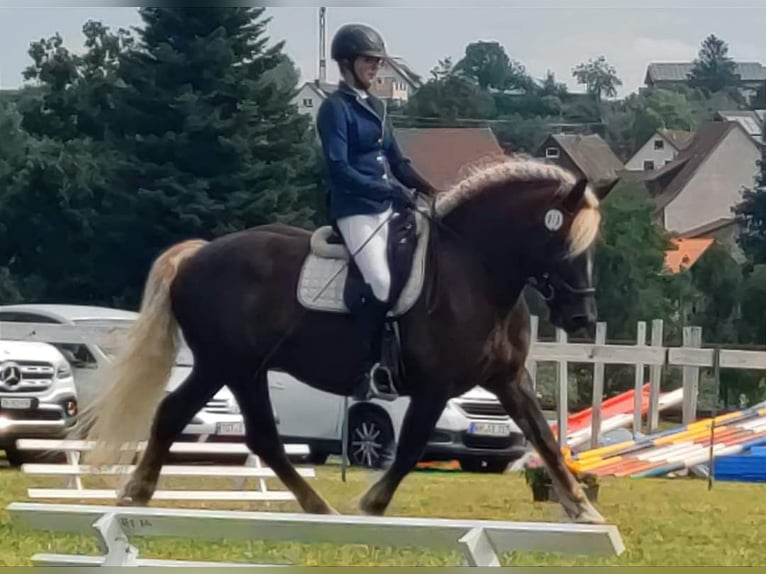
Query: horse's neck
xmin=435 ymin=208 xmax=530 ymax=306
xmin=428 ymin=219 xmax=526 ymax=313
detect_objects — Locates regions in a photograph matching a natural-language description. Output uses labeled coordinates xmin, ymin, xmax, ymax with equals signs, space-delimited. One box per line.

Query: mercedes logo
xmin=0 ymin=362 xmax=22 ymax=387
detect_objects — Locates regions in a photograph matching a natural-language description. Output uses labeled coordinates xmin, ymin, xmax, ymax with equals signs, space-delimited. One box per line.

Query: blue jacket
xmin=316 ymin=82 xmax=433 ymax=221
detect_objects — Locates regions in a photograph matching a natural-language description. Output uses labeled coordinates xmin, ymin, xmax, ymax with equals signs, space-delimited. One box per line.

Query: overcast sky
xmin=1 ymin=3 xmax=765 ymax=98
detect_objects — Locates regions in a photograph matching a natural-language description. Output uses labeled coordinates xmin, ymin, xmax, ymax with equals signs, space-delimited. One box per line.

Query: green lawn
xmin=1 ymin=463 xmax=765 ymax=566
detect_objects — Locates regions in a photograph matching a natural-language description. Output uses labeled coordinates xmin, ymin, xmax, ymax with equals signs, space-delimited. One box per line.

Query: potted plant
xmin=523 ymin=456 xmax=600 ymax=503
xmin=546 ymin=472 xmax=600 ymax=503
xmin=523 ymin=457 xmax=552 ymax=501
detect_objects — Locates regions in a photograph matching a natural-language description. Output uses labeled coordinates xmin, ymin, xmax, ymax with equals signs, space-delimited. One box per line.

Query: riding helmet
xmin=330 ymin=23 xmax=388 ymax=62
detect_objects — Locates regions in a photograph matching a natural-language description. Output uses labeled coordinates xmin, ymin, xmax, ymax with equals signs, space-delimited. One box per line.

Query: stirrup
xmin=353 ymin=363 xmax=398 ymax=402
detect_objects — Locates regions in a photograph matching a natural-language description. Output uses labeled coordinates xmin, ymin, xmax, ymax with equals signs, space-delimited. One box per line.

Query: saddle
xmin=297 ymin=206 xmax=430 ymax=317
xmin=297 ymin=203 xmax=430 ymax=398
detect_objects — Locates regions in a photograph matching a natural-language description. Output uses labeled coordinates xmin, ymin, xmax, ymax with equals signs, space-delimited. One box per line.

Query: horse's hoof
xmin=574 ymin=506 xmax=606 ymax=524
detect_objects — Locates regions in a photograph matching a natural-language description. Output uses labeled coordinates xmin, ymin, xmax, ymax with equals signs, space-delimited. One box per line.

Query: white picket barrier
xmin=7 ymin=501 xmax=626 ymax=567
xmin=15 ymin=438 xmax=313 ymax=503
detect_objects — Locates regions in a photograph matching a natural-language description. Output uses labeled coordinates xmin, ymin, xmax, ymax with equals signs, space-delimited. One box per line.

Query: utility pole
xmin=318 ymin=7 xmax=327 ymax=83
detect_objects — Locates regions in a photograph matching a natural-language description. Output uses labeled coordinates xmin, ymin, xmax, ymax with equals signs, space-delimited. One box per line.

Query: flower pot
xmin=547 ymin=483 xmax=599 ymax=503
xmin=531 ymin=481 xmax=550 ymax=501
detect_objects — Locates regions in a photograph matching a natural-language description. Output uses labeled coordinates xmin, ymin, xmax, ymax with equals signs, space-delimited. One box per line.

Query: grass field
xmin=1 ymin=463 xmax=765 ymax=566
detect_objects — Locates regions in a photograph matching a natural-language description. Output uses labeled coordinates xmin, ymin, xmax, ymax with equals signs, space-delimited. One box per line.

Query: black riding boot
xmin=351 ymin=297 xmax=398 ymax=401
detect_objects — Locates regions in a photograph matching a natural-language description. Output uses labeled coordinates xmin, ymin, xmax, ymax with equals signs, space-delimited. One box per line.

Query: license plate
xmin=468 ymin=422 xmax=510 ymax=437
xmin=216 ymin=421 xmax=245 ymax=436
xmin=1 ymin=397 xmax=33 ymax=410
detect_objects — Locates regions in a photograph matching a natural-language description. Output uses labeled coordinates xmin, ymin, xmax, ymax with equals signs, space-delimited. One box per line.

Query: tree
xmin=688 ymin=34 xmax=740 ymax=94
xmin=405 ymin=73 xmax=496 ymax=120
xmin=733 ymin=121 xmax=766 ymax=264
xmin=453 ymin=40 xmax=532 ymax=91
xmin=594 ymin=181 xmax=676 ymax=340
xmin=571 ymin=56 xmax=622 ymax=101
xmin=686 ymin=242 xmax=743 ymax=343
xmin=97 ymin=7 xmax=321 ymax=304
xmin=18 ymin=22 xmax=134 ymax=142
xmin=631 ymin=89 xmax=695 ymax=152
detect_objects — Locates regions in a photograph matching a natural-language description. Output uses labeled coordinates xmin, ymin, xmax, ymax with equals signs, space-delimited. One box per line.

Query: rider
xmin=316 ymin=23 xmax=436 ymax=400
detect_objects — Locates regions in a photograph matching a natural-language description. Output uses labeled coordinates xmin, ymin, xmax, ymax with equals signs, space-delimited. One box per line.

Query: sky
xmin=1 ymin=3 xmax=766 ymax=98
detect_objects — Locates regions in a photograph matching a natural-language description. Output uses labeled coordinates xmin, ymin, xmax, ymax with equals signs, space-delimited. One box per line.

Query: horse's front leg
xmin=485 ymin=369 xmax=606 ymax=524
xmin=359 ymin=388 xmax=448 ymax=516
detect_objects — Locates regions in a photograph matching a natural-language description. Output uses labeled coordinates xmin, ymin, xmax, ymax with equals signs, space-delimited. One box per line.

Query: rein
xmin=412 ymin=192 xmax=564 ymax=304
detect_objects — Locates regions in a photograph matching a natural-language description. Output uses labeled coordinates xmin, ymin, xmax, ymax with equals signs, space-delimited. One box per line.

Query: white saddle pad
xmin=297 ymin=212 xmax=429 ymax=316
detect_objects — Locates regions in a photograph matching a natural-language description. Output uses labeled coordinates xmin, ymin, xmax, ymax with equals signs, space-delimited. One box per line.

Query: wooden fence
xmin=3 ymin=317 xmax=766 ymax=451
xmin=525 ymin=316 xmax=766 ymax=448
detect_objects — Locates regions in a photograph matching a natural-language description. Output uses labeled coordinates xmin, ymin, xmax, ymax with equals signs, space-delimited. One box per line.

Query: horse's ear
xmin=562 ymin=178 xmax=588 ymax=213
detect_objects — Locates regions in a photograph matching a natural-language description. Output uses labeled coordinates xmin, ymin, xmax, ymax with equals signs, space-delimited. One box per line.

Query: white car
xmin=0 ymin=304 xmax=527 ymax=472
xmin=0 ymin=304 xmax=238 ymax=446
xmin=0 ymin=340 xmax=78 ymax=465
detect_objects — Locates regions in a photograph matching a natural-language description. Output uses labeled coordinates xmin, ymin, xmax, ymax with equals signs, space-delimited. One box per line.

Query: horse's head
xmin=432 ymin=157 xmax=618 ymax=334
xmin=523 ymin=176 xmax=617 ymax=333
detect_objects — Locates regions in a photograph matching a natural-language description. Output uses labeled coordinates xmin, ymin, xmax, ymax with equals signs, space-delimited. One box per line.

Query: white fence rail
xmin=15 ymin=438 xmax=313 ymax=503
xmin=7 ymin=502 xmax=626 ymax=567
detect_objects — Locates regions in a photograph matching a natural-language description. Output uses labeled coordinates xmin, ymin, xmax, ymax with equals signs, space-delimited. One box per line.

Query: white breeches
xmin=336 ymin=206 xmax=392 ymax=303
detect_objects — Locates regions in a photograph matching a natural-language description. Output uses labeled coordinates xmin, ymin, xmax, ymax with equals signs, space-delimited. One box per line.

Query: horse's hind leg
xmin=118 ymin=363 xmax=222 ymax=506
xmin=485 ymin=370 xmax=605 ymax=524
xmin=227 ymin=373 xmax=338 ymax=515
xmin=359 ymin=389 xmax=448 ymax=516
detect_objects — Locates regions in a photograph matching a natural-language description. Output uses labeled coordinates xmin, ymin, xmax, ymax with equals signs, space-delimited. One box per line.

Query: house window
xmin=644 ymin=160 xmax=655 ymax=171
xmin=545 ymin=147 xmax=560 ymax=159
xmin=654 ymin=139 xmax=664 ymax=150
xmin=302 ymin=98 xmax=313 ymax=107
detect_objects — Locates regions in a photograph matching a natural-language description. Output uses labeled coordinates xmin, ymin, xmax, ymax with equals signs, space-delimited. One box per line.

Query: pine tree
xmin=688 ymin=34 xmax=740 ymax=94
xmin=100 ymin=7 xmax=322 ymax=304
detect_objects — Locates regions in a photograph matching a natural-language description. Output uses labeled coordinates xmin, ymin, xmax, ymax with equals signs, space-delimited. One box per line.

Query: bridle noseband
xmin=527 ymin=272 xmax=596 ymax=303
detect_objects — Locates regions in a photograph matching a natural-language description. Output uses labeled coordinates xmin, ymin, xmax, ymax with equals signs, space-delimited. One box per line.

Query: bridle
xmin=527 ymin=272 xmax=596 ymax=303
xmin=414 ymin=191 xmax=596 ymax=304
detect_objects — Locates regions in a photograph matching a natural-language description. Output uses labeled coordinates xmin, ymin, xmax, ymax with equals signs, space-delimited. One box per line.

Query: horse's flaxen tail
xmin=75 ymin=239 xmax=208 ymax=468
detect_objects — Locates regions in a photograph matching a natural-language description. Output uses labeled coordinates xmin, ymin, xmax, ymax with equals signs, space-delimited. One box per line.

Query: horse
xmin=76 ymin=155 xmax=618 ymax=524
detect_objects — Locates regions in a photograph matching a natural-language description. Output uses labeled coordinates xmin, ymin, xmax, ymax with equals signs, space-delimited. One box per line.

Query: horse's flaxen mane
xmin=433 ymin=155 xmax=601 ymax=256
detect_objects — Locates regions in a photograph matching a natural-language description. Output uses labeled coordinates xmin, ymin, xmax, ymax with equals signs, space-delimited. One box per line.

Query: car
xmin=0 ymin=304 xmax=237 ymax=453
xmin=268 ymin=369 xmax=526 ymax=471
xmin=0 ymin=303 xmax=527 ymax=471
xmin=0 ymin=339 xmax=78 ymax=465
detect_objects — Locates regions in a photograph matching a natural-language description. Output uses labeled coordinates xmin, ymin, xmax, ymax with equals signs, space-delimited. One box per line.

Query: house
xmin=644 ymin=62 xmax=766 ymax=103
xmin=643 ymin=120 xmax=760 ymax=243
xmin=293 ymin=80 xmax=337 ymax=123
xmin=714 ymin=110 xmax=765 ymax=145
xmin=664 ymin=237 xmax=715 ymax=273
xmin=369 ymin=57 xmax=422 ymax=106
xmin=624 ymin=129 xmax=695 ymax=172
xmin=292 ymin=57 xmax=422 ymax=121
xmin=535 ymin=133 xmax=624 ymax=185
xmin=391 ymin=127 xmax=506 ymax=190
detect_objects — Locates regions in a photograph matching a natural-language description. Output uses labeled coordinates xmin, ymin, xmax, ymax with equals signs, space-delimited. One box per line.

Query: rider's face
xmin=353 ymin=56 xmax=383 ymax=89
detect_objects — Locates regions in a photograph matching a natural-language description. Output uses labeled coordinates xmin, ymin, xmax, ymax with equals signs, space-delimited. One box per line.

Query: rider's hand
xmin=390 ymin=186 xmax=417 ymax=210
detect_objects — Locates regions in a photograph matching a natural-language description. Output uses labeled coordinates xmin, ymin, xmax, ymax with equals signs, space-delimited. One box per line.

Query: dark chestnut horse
xmin=78 ymin=156 xmax=616 ymax=523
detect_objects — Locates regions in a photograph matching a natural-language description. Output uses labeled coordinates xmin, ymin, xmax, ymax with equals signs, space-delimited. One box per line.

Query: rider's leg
xmin=336 ymin=207 xmax=392 ymax=303
xmin=336 ymin=206 xmax=397 ymax=399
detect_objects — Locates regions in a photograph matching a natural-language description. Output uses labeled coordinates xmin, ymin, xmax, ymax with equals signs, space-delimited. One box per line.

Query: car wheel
xmin=460 ymin=457 xmax=511 ymax=474
xmin=348 ymin=409 xmax=394 ymax=469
